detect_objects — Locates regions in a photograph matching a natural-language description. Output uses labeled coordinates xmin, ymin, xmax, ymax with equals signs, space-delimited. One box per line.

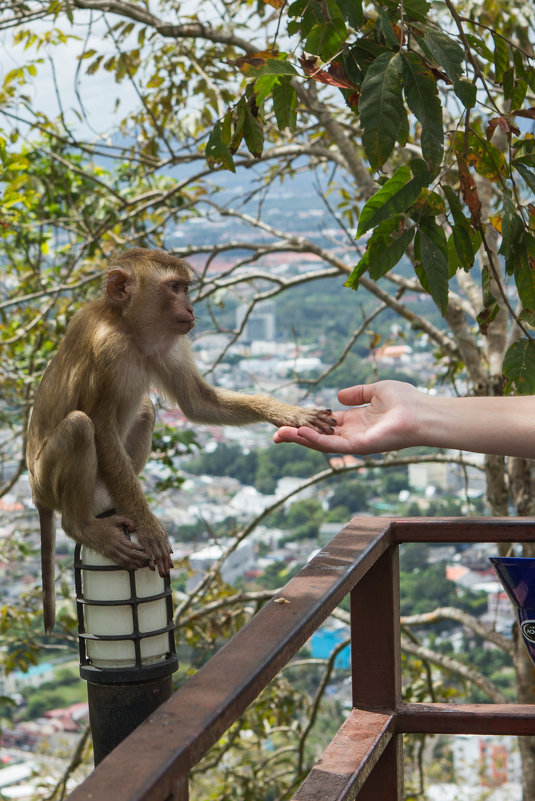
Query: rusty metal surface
xmin=397 ymin=702 xmax=535 ymax=735
xmin=67 ymin=517 xmax=393 ymax=801
xmin=353 ymin=737 xmax=403 ymax=801
xmin=393 ymin=516 xmax=535 ymax=543
xmin=351 ymin=546 xmax=401 ymax=711
xmin=65 ymin=516 xmax=535 ymax=801
xmin=291 ymin=709 xmax=395 ymax=801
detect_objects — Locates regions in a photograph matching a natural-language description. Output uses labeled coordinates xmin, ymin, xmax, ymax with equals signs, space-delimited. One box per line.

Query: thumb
xmin=338 ymin=383 xmax=377 ymax=407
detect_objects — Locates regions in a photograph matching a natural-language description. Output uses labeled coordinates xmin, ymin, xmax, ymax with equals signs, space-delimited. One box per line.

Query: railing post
xmin=350 ymin=543 xmax=402 ymax=799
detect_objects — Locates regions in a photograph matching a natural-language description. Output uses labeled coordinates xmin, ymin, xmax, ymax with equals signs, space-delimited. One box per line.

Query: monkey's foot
xmin=82 ymin=515 xmax=151 ymax=570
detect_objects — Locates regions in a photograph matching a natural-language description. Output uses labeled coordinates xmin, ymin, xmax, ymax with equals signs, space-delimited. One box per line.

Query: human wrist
xmin=409 ymin=392 xmax=449 ymax=449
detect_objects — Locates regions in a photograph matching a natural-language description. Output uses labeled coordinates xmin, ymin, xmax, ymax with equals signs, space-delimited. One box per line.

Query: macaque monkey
xmin=26 ymin=248 xmax=335 ymax=632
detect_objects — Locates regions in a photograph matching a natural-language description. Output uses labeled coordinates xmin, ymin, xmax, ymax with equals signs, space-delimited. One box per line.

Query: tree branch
xmin=401 ymin=634 xmax=508 ymax=703
xmin=401 ymin=606 xmax=513 ymax=654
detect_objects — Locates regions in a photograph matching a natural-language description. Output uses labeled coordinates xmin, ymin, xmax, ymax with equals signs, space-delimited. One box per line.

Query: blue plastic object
xmin=490 ymin=556 xmax=535 ymax=665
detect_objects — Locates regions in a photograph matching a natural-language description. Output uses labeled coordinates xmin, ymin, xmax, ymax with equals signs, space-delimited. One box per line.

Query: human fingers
xmin=274 ymin=425 xmax=353 ymax=454
xmin=337 ymin=383 xmax=377 ymax=407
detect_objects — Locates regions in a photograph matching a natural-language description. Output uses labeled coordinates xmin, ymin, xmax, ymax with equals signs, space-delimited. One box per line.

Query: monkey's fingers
xmin=137 ymin=534 xmax=173 ymax=577
xmin=110 ymin=515 xmax=136 ymax=532
xmin=307 ymin=409 xmax=337 ymax=434
xmin=111 ymin=536 xmax=153 ymax=568
xmin=152 ymin=550 xmax=174 ymax=577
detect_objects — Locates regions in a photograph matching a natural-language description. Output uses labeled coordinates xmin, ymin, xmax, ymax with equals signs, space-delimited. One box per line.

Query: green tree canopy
xmin=1 ymin=0 xmax=535 ymax=795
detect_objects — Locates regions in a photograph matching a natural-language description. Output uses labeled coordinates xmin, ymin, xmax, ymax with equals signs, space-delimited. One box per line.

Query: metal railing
xmin=66 ymin=516 xmax=535 ymax=801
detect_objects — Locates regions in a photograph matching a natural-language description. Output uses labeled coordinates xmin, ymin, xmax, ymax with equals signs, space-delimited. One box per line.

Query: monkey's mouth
xmin=177 ymin=317 xmax=195 ymax=329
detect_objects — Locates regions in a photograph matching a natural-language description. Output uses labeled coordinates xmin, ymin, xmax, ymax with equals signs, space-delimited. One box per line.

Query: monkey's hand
xmin=274 ymin=407 xmax=336 ymax=434
xmin=135 ymin=515 xmax=174 ymax=578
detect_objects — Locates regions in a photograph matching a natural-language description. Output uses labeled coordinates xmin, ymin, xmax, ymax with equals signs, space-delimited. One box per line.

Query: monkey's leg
xmin=124 ymin=396 xmax=156 ymax=474
xmin=36 ymin=410 xmax=98 ymax=523
xmin=37 ymin=411 xmax=148 ymax=562
xmin=34 ymin=411 xmax=99 ymax=633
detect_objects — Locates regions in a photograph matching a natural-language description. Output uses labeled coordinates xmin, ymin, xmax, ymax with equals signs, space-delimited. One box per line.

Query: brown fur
xmin=26 ymin=248 xmax=335 ymax=632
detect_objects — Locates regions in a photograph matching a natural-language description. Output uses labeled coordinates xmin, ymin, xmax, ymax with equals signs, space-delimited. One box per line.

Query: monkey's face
xmin=159 ymin=274 xmax=195 ymax=334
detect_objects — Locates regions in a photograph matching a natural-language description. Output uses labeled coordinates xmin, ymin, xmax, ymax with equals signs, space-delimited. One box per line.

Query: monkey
xmin=26 ymin=248 xmax=336 ymax=632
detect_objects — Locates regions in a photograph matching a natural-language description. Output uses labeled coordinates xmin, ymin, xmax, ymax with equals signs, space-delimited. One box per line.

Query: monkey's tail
xmin=38 ymin=504 xmax=56 ymax=634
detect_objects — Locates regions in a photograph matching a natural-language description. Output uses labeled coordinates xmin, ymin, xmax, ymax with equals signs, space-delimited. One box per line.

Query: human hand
xmin=273 ymin=380 xmax=423 ymax=455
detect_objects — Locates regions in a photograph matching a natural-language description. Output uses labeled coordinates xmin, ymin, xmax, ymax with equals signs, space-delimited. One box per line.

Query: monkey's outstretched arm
xmin=155 ymin=344 xmax=335 ymax=433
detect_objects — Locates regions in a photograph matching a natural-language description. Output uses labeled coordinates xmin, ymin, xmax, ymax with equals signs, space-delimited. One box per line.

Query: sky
xmin=0 ymin=12 xmax=140 ymax=139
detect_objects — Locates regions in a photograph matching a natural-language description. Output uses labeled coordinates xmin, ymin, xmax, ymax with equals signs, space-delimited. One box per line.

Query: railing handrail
xmin=66 ymin=516 xmax=535 ymax=801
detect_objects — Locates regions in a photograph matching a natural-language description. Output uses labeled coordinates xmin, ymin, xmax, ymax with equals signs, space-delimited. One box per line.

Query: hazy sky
xmin=1 ymin=13 xmax=139 ymax=138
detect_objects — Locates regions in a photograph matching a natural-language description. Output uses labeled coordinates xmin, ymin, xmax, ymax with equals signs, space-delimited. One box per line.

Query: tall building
xmin=236 ymin=301 xmax=276 ymax=342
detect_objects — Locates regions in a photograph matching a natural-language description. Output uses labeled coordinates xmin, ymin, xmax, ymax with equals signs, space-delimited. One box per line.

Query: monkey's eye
xmin=167 ymin=281 xmax=184 ymax=294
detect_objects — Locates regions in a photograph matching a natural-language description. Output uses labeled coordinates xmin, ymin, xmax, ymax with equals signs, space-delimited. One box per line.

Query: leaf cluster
xmin=205 ymin=0 xmax=535 ymax=390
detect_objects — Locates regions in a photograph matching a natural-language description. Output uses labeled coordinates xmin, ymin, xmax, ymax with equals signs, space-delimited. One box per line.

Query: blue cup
xmin=490 ymin=556 xmax=535 ymax=665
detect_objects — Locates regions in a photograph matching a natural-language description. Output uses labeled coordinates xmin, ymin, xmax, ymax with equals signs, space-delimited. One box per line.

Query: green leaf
xmin=359 ymin=51 xmax=405 ymax=170
xmin=375 ymin=6 xmax=399 ymax=49
xmin=304 ymin=0 xmax=347 ymax=61
xmin=345 ymin=250 xmax=370 ymax=289
xmin=500 ymin=195 xmax=527 ymax=274
xmin=402 ymin=0 xmax=431 ymax=22
xmin=272 ymin=79 xmax=298 ymax=131
xmin=513 ymin=234 xmax=535 ymax=310
xmin=443 ymin=185 xmax=474 ymax=268
xmin=336 ymin=0 xmax=363 ymax=28
xmin=452 ymin=77 xmax=477 ymax=109
xmin=514 ymin=162 xmax=535 ymax=194
xmin=503 ymin=339 xmax=535 ymax=395
xmin=221 ymin=108 xmax=232 ymax=144
xmin=451 ymin=224 xmax=474 ymax=269
xmin=419 ymin=219 xmax=449 ymax=314
xmin=452 ymin=131 xmax=506 ymax=182
xmin=492 ymin=32 xmax=508 ymax=82
xmin=476 ymin=265 xmax=499 ymax=334
xmin=511 ymin=79 xmax=527 ymax=111
xmin=465 ymin=33 xmax=492 ymax=61
xmin=206 ymin=121 xmax=235 ymax=172
xmin=402 ymin=52 xmax=443 ymax=166
xmin=503 ymin=67 xmax=514 ymax=100
xmin=422 ymin=30 xmax=476 ymax=108
xmin=254 ymin=74 xmax=279 ymax=108
xmin=253 ymin=59 xmax=298 ymax=77
xmin=243 ymin=104 xmax=264 ymax=158
xmin=230 ymin=98 xmax=247 ymax=153
xmin=357 ymin=161 xmax=430 ymax=236
xmin=368 ymin=226 xmax=415 ymax=280
xmin=305 ymin=22 xmax=339 ymax=60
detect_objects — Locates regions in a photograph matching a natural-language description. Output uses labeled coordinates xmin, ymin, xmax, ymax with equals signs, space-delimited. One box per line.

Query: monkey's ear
xmin=106 ymin=269 xmax=134 ymax=302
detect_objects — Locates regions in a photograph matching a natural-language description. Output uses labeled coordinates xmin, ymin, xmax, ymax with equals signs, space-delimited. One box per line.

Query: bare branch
xmin=71 ymin=0 xmax=256 ymax=52
xmin=401 ymin=606 xmax=513 ymax=654
xmin=401 ymin=634 xmax=508 ymax=703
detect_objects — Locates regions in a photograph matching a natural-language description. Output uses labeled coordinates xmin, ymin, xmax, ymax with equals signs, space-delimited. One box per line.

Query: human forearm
xmin=412 ymin=393 xmax=535 ymax=458
xmin=274 ymin=380 xmax=535 ymax=459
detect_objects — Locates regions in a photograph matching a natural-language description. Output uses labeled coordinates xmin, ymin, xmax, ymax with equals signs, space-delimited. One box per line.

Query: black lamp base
xmin=87 ymin=674 xmax=174 ymax=765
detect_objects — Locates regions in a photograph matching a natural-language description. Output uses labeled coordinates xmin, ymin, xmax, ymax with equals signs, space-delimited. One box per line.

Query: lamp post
xmin=74 ymin=533 xmax=178 ymax=764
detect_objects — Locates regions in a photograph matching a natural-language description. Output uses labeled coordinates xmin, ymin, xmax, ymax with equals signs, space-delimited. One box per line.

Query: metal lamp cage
xmin=74 ymin=543 xmax=178 ymax=684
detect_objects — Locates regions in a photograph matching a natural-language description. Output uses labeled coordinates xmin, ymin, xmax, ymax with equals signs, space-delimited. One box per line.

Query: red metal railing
xmin=66 ymin=517 xmax=535 ymax=801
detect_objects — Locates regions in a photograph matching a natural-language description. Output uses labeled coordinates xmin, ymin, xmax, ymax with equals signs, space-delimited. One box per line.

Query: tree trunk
xmin=513 ymin=624 xmax=535 ymax=801
xmin=509 ymin=458 xmax=535 ymax=800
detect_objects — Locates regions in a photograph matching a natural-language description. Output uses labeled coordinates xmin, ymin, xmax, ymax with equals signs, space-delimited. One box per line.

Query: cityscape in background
xmin=0 ymin=171 xmax=523 ymax=800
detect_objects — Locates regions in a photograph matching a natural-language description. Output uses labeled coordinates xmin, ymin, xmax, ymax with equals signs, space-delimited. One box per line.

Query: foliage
xmin=185 ymin=441 xmax=328 ymax=493
xmin=206 ymin=0 xmax=535 ymax=391
xmin=400 ymin=562 xmax=487 ymax=617
xmin=0 ymin=0 xmax=534 ymax=795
